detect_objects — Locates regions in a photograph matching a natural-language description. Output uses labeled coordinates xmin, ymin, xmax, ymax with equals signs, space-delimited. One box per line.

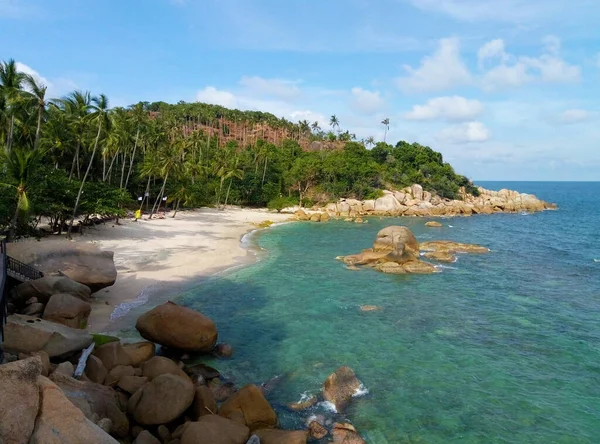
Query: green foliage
xmin=267 ymin=196 xmax=298 ymax=212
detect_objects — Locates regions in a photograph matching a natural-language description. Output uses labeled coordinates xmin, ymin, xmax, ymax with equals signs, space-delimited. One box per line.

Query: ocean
xmin=173 ymin=182 xmax=600 ymax=443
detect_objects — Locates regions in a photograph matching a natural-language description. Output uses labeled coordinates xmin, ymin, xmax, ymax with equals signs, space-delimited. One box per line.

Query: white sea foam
xmin=594 ymin=259 xmax=600 ymax=263
xmin=109 ymin=286 xmax=151 ymax=321
xmin=435 ymin=264 xmax=458 ymax=270
xmin=448 ymin=225 xmax=454 ymax=228
xmin=353 ymin=383 xmax=369 ymax=397
xmin=318 ymin=401 xmax=338 ymax=414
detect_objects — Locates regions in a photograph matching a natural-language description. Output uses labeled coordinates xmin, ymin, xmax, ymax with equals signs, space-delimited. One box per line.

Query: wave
xmin=353 ymin=383 xmax=369 ymax=397
xmin=110 ymin=286 xmax=151 ymax=321
xmin=435 ymin=264 xmax=458 ymax=270
xmin=317 ymin=401 xmax=338 ymax=414
xmin=594 ymin=259 xmax=600 ymax=263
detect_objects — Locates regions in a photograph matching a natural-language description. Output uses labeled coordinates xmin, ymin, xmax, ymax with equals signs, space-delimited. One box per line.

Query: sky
xmin=2 ymin=0 xmax=599 ymax=181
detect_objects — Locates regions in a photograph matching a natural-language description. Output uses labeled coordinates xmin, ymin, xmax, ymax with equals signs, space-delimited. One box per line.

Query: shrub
xmin=267 ymin=196 xmax=298 ymax=212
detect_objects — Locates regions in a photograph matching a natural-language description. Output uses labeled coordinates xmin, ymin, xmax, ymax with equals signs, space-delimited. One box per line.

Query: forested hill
xmin=0 ymin=58 xmax=478 ymax=238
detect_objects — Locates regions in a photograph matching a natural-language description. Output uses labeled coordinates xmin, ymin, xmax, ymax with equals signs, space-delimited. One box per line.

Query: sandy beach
xmin=66 ymin=208 xmax=291 ymax=332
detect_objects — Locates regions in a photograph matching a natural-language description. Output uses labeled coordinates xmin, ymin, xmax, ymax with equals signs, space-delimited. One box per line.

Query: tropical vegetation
xmin=0 ymin=58 xmax=478 ymax=239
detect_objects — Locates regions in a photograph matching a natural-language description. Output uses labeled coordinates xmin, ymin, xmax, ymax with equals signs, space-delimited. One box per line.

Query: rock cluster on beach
xmin=291 ymin=183 xmax=555 ymax=220
xmin=338 ymin=225 xmax=489 ymax=274
xmin=0 ymin=299 xmax=369 ymax=443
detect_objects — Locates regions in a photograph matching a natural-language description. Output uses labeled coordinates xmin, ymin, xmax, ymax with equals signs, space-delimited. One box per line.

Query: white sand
xmin=69 ymin=208 xmax=291 ymax=331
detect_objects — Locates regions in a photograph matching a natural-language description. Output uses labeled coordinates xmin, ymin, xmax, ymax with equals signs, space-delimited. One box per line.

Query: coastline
xmin=63 ymin=207 xmax=291 ymax=332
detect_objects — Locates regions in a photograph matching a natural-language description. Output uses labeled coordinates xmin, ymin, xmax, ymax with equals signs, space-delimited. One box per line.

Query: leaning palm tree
xmin=57 ymin=90 xmax=92 ymax=179
xmin=381 ymin=118 xmax=390 ymax=142
xmin=0 ymin=59 xmax=27 ymax=153
xmin=21 ymin=74 xmax=48 ymax=151
xmin=329 ymin=115 xmax=339 ymax=133
xmin=67 ymin=93 xmax=110 ymax=237
xmin=0 ymin=147 xmax=44 ymax=240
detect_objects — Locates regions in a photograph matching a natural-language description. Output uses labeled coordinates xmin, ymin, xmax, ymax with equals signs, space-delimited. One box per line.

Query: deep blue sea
xmin=143 ymin=182 xmax=600 ymax=443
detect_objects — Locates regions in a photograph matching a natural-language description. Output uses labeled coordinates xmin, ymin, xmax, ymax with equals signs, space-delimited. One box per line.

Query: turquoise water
xmin=181 ymin=183 xmax=599 ymax=443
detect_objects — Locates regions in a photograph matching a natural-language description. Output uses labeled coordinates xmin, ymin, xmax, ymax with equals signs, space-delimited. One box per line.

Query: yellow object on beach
xmin=135 ymin=209 xmax=141 ymax=220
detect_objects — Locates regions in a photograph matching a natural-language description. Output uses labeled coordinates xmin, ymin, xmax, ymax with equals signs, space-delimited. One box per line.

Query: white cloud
xmin=238 ymin=76 xmax=301 ymax=100
xmin=350 ymin=87 xmax=385 ymax=115
xmin=403 ymin=96 xmax=484 ymax=122
xmin=195 ymin=86 xmax=239 ymax=108
xmin=480 ymin=37 xmax=581 ymax=90
xmin=436 ymin=121 xmax=491 ymax=143
xmin=396 ymin=38 xmax=472 ymax=93
xmin=15 ymin=62 xmax=77 ymax=98
xmin=556 ymin=109 xmax=589 ymax=124
xmin=16 ymin=62 xmax=51 ymax=88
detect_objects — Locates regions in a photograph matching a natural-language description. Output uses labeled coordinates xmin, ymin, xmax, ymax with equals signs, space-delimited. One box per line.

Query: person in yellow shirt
xmin=134 ymin=209 xmax=141 ymax=221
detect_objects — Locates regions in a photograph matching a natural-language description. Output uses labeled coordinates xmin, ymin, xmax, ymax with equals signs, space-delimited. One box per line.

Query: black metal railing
xmin=1 ymin=238 xmax=7 ymax=343
xmin=6 ymin=256 xmax=44 ymax=282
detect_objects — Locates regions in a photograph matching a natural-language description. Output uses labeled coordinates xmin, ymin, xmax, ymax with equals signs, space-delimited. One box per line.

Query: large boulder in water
xmin=420 ymin=240 xmax=489 ymax=254
xmin=3 ymin=314 xmax=93 ymax=358
xmin=0 ymin=356 xmax=43 ymax=444
xmin=42 ymin=293 xmax=91 ymax=329
xmin=323 ymin=366 xmax=363 ymax=412
xmin=11 ymin=275 xmax=91 ymax=306
xmin=181 ymin=415 xmax=249 ymax=444
xmin=372 ymin=226 xmax=419 ymax=254
xmin=136 ymin=301 xmax=218 ymax=353
xmin=8 ymin=240 xmax=117 ymax=293
xmin=30 ymin=376 xmax=118 ymax=444
xmin=127 ymin=374 xmax=195 ymax=425
xmin=332 ymin=423 xmax=365 ymax=444
xmin=218 ymin=384 xmax=277 ymax=432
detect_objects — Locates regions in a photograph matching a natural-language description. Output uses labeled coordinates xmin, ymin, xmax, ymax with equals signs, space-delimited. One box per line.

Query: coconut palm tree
xmin=21 ymin=75 xmax=47 ymax=151
xmin=381 ymin=118 xmax=390 ymax=142
xmin=58 ymin=90 xmax=92 ymax=179
xmin=329 ymin=115 xmax=339 ymax=133
xmin=0 ymin=59 xmax=27 ymax=153
xmin=311 ymin=121 xmax=321 ymax=134
xmin=67 ymin=93 xmax=110 ymax=237
xmin=365 ymin=136 xmax=375 ymax=148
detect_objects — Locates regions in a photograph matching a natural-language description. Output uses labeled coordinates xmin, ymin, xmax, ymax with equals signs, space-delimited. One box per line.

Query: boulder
xmin=53 ymin=361 xmax=74 ymax=377
xmin=210 ymin=379 xmax=238 ymax=402
xmin=22 ymin=303 xmax=45 ymax=316
xmin=3 ymin=314 xmax=93 ymax=358
xmin=375 ymin=262 xmax=406 ymax=274
xmin=122 ymin=341 xmax=156 ymax=367
xmin=323 ymin=367 xmax=362 ymax=412
xmin=29 ymin=376 xmax=118 ymax=444
xmin=127 ymin=374 xmax=195 ymax=425
xmin=106 ymin=401 xmax=129 ymax=438
xmin=49 ymin=372 xmax=121 ymax=419
xmin=136 ymin=302 xmax=218 ymax=353
xmin=309 ymin=421 xmax=328 ymax=440
xmin=219 ymin=384 xmax=277 ymax=431
xmin=43 ymin=293 xmax=91 ymax=329
xmin=85 ymin=355 xmax=108 ymax=384
xmin=254 ymin=429 xmax=308 ymax=444
xmin=118 ymin=375 xmax=148 ymax=394
xmin=142 ymin=356 xmax=190 ymax=381
xmin=372 ymin=226 xmax=419 ymax=254
xmin=105 ymin=365 xmax=135 ymax=387
xmin=94 ymin=341 xmax=133 ymax=370
xmin=133 ymin=431 xmax=161 ymax=444
xmin=7 ymin=240 xmax=117 ymax=292
xmin=309 ymin=213 xmax=321 ymax=222
xmin=185 ymin=362 xmax=220 ymax=381
xmin=332 ymin=423 xmax=365 ymax=444
xmin=181 ymin=415 xmax=249 ymax=444
xmin=420 ymin=240 xmax=489 ymax=254
xmin=287 ymin=395 xmax=318 ymax=411
xmin=425 ymin=221 xmax=443 ymax=228
xmin=411 ymin=184 xmax=424 ymax=201
xmin=0 ymin=356 xmax=42 ymax=444
xmin=374 ymin=194 xmax=401 ymax=213
xmin=423 ymin=251 xmax=456 ymax=262
xmin=213 ymin=343 xmax=233 ymax=359
xmin=401 ymin=260 xmax=438 ymax=274
xmin=11 ymin=275 xmax=91 ymax=306
xmin=192 ymin=385 xmax=218 ymax=418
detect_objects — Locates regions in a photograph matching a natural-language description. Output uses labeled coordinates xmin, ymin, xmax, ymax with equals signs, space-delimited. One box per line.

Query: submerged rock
xmin=332 ymin=423 xmax=365 ymax=444
xmin=323 ymin=366 xmax=363 ymax=412
xmin=420 ymin=240 xmax=490 ymax=254
xmin=425 ymin=221 xmax=443 ymax=227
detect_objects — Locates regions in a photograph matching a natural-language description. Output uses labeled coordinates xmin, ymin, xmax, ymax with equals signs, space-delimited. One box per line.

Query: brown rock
xmin=192 ymin=385 xmax=218 ymax=418
xmin=181 ymin=415 xmax=249 ymax=444
xmin=360 ymin=305 xmax=382 ymax=312
xmin=94 ymin=340 xmax=133 ymax=370
xmin=136 ymin=302 xmax=218 ymax=353
xmin=254 ymin=429 xmax=308 ymax=444
xmin=420 ymin=240 xmax=489 ymax=254
xmin=323 ymin=366 xmax=362 ymax=412
xmin=53 ymin=361 xmax=74 ymax=376
xmin=11 ymin=275 xmax=91 ymax=306
xmin=372 ymin=226 xmax=419 ymax=254
xmin=158 ymin=425 xmax=171 ymax=442
xmin=49 ymin=372 xmax=120 ymax=419
xmin=213 ymin=343 xmax=233 ymax=359
xmin=42 ymin=293 xmax=91 ymax=329
xmin=30 ymin=376 xmax=118 ymax=444
xmin=287 ymin=395 xmax=318 ymax=411
xmin=423 ymin=251 xmax=456 ymax=262
xmin=23 ymin=303 xmax=45 ymax=316
xmin=210 ymin=379 xmax=238 ymax=402
xmin=185 ymin=362 xmax=220 ymax=381
xmin=134 ymin=430 xmax=161 ymax=444
xmin=375 ymin=262 xmax=406 ymax=274
xmin=309 ymin=421 xmax=328 ymax=440
xmin=218 ymin=384 xmax=277 ymax=431
xmin=332 ymin=423 xmax=365 ymax=443
xmin=127 ymin=374 xmax=195 ymax=425
xmin=142 ymin=356 xmax=190 ymax=381
xmin=118 ymin=375 xmax=148 ymax=394
xmin=105 ymin=365 xmax=135 ymax=387
xmin=3 ymin=314 xmax=93 ymax=358
xmin=309 ymin=213 xmax=321 ymax=222
xmin=106 ymin=401 xmax=129 ymax=438
xmin=122 ymin=341 xmax=155 ymax=367
xmin=425 ymin=221 xmax=443 ymax=227
xmin=0 ymin=356 xmax=42 ymax=444
xmin=31 ymin=350 xmax=51 ymax=376
xmin=86 ymin=355 xmax=108 ymax=384
xmin=401 ymin=260 xmax=438 ymax=274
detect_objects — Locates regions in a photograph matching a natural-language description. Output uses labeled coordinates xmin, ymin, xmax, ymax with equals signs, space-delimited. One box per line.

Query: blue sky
xmin=2 ymin=0 xmax=600 ymax=180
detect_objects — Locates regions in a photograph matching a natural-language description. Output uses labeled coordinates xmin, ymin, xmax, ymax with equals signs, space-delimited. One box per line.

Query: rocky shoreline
xmin=294 ymin=184 xmax=556 ymax=219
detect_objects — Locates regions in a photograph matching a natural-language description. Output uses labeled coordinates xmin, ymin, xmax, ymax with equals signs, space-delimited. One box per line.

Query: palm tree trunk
xmin=6 ymin=115 xmax=15 ymax=153
xmin=148 ymin=173 xmax=168 ymax=219
xmin=216 ymin=177 xmax=225 ymax=207
xmin=7 ymin=191 xmax=22 ymax=242
xmin=106 ymin=149 xmax=119 ymax=182
xmin=172 ymin=199 xmax=181 ymax=218
xmin=139 ymin=175 xmax=151 ymax=212
xmin=69 ymin=141 xmax=80 ymax=180
xmin=262 ymin=156 xmax=268 ymax=186
xmin=224 ymin=179 xmax=233 ymax=207
xmin=67 ymin=121 xmax=103 ymax=238
xmin=124 ymin=128 xmax=139 ymax=189
xmin=34 ymin=107 xmax=42 ymax=151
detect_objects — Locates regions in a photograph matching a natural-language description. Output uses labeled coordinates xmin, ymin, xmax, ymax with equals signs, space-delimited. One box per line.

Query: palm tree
xmin=0 ymin=59 xmax=27 ymax=153
xmin=381 ymin=118 xmax=390 ymax=142
xmin=21 ymin=75 xmax=47 ymax=151
xmin=329 ymin=115 xmax=339 ymax=133
xmin=223 ymin=158 xmax=244 ymax=207
xmin=365 ymin=136 xmax=375 ymax=148
xmin=67 ymin=93 xmax=110 ymax=237
xmin=311 ymin=121 xmax=321 ymax=134
xmin=58 ymin=90 xmax=92 ymax=179
xmin=0 ymin=147 xmax=44 ymax=240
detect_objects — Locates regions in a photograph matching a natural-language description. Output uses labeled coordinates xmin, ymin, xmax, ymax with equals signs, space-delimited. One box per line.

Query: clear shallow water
xmin=161 ymin=183 xmax=600 ymax=443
